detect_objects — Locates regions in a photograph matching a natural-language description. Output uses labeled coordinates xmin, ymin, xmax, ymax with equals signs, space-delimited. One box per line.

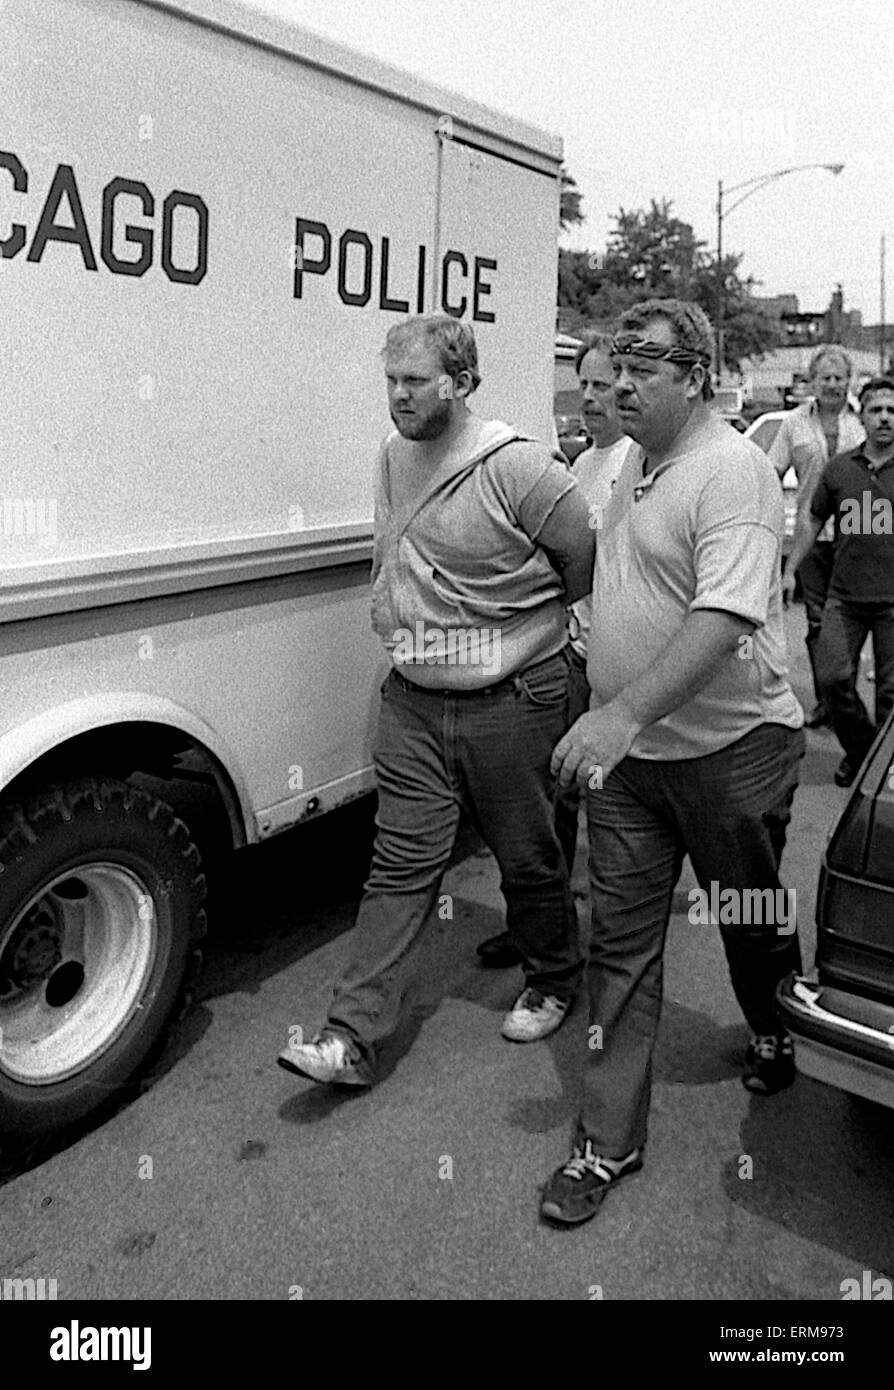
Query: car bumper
xmin=776 ymin=973 xmax=894 ymax=1110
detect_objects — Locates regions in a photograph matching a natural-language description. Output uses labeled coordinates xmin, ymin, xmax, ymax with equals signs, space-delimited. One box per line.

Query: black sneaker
xmin=742 ymin=1033 xmax=796 ymax=1095
xmin=833 ymin=756 xmax=859 ymax=788
xmin=476 ymin=930 xmax=523 ymax=969
xmin=539 ymin=1140 xmax=643 ymax=1226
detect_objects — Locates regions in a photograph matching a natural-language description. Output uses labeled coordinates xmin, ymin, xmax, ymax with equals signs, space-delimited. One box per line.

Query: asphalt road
xmin=2 ymin=603 xmax=893 ymax=1301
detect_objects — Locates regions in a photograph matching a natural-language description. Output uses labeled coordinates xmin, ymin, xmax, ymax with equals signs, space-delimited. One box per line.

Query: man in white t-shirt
xmin=768 ymin=347 xmax=864 ymax=727
xmin=477 ymin=332 xmax=632 ymax=969
xmin=568 ymin=331 xmax=635 ymax=662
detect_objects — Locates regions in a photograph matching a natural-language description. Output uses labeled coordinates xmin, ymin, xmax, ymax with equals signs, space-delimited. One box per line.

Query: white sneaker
xmin=276 ymin=1029 xmax=372 ymax=1086
xmin=501 ymin=987 xmax=571 ymax=1042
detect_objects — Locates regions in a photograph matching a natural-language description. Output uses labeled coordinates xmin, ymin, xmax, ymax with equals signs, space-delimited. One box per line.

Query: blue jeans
xmin=554 ymin=645 xmax=591 ymax=872
xmin=815 ymin=598 xmax=894 ymax=765
xmin=577 ymin=722 xmax=805 ymax=1156
xmin=328 ymin=650 xmax=583 ymax=1066
xmin=797 ymin=539 xmax=836 ymax=707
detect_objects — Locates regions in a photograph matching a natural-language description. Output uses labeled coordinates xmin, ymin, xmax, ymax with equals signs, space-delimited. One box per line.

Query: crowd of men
xmin=775 ymin=346 xmax=894 ymax=787
xmin=277 ymin=305 xmax=894 ymax=1229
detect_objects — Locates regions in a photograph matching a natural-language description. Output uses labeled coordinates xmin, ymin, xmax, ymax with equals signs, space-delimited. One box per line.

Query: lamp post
xmin=714 ymin=162 xmax=845 ymax=380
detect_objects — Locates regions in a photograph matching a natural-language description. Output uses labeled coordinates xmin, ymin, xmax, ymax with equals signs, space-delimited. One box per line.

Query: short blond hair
xmin=383 ymin=315 xmax=481 ymax=392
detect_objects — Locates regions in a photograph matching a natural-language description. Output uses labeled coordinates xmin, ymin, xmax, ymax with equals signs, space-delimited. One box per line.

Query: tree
xmin=559 ymin=166 xmax=583 ymax=231
xmin=606 ymin=199 xmax=703 ymax=299
xmin=702 ymin=258 xmax=782 ymax=367
xmin=557 ymin=199 xmax=781 ymax=370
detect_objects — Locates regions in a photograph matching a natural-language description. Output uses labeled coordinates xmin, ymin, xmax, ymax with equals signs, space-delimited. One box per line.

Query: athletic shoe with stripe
xmin=540 ymin=1140 xmax=643 ymax=1225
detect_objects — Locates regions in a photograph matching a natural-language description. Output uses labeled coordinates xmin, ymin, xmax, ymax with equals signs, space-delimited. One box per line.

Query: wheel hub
xmin=0 ymin=901 xmax=64 ymax=995
xmin=0 ymin=863 xmax=157 ymax=1084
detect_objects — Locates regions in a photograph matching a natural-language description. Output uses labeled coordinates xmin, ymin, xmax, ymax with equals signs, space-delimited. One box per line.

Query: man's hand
xmin=551 ymin=701 xmax=641 ymax=790
xmin=781 ymin=568 xmax=797 ymax=608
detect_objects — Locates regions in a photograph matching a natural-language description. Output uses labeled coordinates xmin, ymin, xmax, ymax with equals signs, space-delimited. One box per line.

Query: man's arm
xmin=766 ymin=417 xmax=795 ymax=480
xmin=782 ymin=459 xmax=836 ymax=601
xmin=535 ymin=485 xmax=596 ymax=604
xmin=551 ymin=608 xmax=753 ymax=787
xmin=781 ymin=514 xmax=823 ymax=605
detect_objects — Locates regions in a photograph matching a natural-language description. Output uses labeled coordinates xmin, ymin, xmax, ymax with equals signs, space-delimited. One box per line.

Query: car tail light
xmin=863 ymin=771 xmax=894 ymax=884
xmin=816 ymin=713 xmax=894 ymax=1002
xmin=825 ymin=784 xmax=873 ymax=874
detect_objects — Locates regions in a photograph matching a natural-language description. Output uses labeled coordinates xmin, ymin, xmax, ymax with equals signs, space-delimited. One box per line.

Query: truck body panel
xmin=0 ymin=0 xmax=562 ymax=1137
xmin=1 ymin=0 xmax=561 ymax=828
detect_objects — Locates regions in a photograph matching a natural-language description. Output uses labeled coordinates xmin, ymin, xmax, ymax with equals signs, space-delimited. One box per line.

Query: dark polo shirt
xmin=811 ymin=445 xmax=894 ymax=601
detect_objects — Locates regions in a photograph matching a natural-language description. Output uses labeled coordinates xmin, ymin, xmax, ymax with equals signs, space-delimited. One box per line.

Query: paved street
xmin=2 ymin=603 xmax=893 ymax=1302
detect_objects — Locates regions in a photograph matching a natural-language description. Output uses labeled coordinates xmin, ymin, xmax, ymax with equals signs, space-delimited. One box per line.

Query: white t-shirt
xmin=569 ymin=436 xmax=633 ymax=657
xmin=766 ymin=398 xmax=864 ymax=542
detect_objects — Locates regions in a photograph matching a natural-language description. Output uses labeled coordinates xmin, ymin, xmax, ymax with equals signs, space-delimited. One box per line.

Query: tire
xmin=0 ymin=778 xmax=206 ymax=1141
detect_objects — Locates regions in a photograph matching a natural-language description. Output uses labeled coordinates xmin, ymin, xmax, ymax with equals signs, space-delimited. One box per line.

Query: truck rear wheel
xmin=0 ymin=778 xmax=206 ymax=1141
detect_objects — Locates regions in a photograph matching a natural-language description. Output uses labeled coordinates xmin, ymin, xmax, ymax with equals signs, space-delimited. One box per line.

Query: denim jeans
xmin=554 ymin=645 xmax=591 ymax=872
xmin=328 ymin=650 xmax=583 ymax=1066
xmin=577 ymin=722 xmax=805 ymax=1156
xmin=815 ymin=598 xmax=894 ymax=764
xmin=797 ymin=539 xmax=835 ymax=706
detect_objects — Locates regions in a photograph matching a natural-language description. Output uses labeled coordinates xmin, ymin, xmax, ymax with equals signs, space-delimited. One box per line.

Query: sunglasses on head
xmin=610 ymin=334 xmax=710 ymax=367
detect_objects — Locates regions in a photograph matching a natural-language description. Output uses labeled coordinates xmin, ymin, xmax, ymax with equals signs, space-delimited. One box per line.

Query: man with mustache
xmin=784 ymin=377 xmax=894 ymax=786
xmin=539 ymin=298 xmax=804 ymax=1227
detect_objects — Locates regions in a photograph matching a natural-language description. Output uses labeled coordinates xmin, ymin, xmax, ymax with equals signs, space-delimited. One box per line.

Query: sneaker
xmin=833 ymin=755 xmax=859 ymax=788
xmin=742 ymin=1033 xmax=796 ymax=1095
xmin=276 ymin=1029 xmax=372 ymax=1087
xmin=540 ymin=1141 xmax=643 ymax=1226
xmin=501 ymin=987 xmax=570 ymax=1042
xmin=804 ymin=703 xmax=831 ymax=729
xmin=476 ymin=930 xmax=524 ymax=969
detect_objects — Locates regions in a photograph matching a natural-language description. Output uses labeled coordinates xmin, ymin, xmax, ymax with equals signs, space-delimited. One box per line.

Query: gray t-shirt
xmin=585 ymin=414 xmax=804 ymax=759
xmin=371 ymin=416 xmax=591 ymax=687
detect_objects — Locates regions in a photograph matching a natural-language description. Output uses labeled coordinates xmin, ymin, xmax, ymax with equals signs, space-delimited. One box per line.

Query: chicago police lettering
xmin=292 ymin=217 xmax=497 ymax=320
xmin=0 ymin=152 xmax=498 ymax=319
xmin=0 ymin=152 xmax=208 ymax=283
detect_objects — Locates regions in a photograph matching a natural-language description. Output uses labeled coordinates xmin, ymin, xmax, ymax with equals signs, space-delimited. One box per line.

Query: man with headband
xmin=538 ymin=298 xmax=805 ymax=1227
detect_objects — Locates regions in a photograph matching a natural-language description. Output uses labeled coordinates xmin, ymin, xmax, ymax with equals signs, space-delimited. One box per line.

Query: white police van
xmin=0 ymin=0 xmax=562 ymax=1141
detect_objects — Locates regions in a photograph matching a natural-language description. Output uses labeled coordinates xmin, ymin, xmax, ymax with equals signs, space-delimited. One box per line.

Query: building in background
xmin=743 ymin=285 xmax=889 ymax=408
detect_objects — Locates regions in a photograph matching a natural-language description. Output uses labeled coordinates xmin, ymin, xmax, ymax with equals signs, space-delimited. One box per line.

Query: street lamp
xmin=715 ymin=162 xmax=845 ymax=379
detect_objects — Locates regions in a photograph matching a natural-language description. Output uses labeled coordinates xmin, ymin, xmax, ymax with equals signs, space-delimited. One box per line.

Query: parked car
xmin=744 ymin=411 xmax=798 ymax=554
xmin=777 ymin=711 xmax=894 ymax=1110
xmin=713 ymin=385 xmax=747 ymax=432
xmin=555 ymin=413 xmax=590 ymax=463
xmin=783 ymin=375 xmax=811 ymax=411
xmin=744 ymin=409 xmax=787 ymax=454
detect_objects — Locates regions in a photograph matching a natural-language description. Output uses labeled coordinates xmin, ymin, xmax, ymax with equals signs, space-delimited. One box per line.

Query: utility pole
xmin=714 ymin=163 xmax=844 ymax=386
xmin=715 ymin=180 xmax=724 ymax=381
xmin=881 ymin=233 xmax=887 ymax=374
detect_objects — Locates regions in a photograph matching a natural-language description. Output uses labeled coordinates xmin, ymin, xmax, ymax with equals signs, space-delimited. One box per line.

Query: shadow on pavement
xmin=725 ymin=1078 xmax=894 ymax=1281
